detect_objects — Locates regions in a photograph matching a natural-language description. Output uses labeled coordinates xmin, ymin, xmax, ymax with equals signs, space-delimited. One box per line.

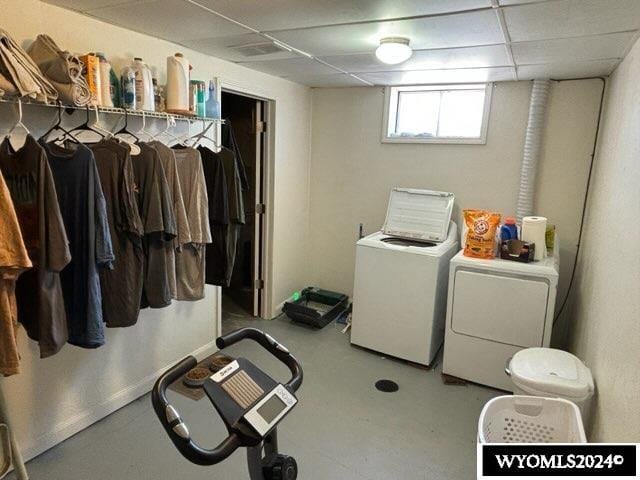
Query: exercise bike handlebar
xmin=152 ymin=329 xmax=302 ymax=466
xmin=151 ymin=356 xmax=242 ymax=466
xmin=216 ymin=328 xmax=304 ymax=393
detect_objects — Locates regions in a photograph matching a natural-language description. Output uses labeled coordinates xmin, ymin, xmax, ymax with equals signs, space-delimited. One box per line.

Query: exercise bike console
xmin=152 ymin=328 xmax=303 ymax=480
xmin=203 ymin=357 xmax=297 ymax=442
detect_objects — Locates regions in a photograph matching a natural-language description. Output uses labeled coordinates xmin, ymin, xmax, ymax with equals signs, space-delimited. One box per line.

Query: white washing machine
xmin=443 ymin=249 xmax=559 ymax=391
xmin=350 ymin=189 xmax=459 ymax=366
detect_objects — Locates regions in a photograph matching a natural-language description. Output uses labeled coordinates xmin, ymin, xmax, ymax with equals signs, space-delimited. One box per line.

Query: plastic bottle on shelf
xmin=96 ymin=53 xmax=113 ymax=108
xmin=205 ymin=80 xmax=220 ymax=119
xmin=120 ymin=66 xmax=136 ymax=109
xmin=132 ymin=57 xmax=154 ymax=111
xmin=197 ymin=82 xmax=206 ymax=117
xmin=81 ymin=53 xmax=102 ymax=106
xmin=166 ymin=52 xmax=190 ymax=113
xmin=500 ymin=217 xmax=518 ymax=241
xmin=189 ymin=80 xmax=199 ymax=114
xmin=109 ymin=67 xmax=120 ymax=108
xmin=153 ymin=78 xmax=165 ymax=112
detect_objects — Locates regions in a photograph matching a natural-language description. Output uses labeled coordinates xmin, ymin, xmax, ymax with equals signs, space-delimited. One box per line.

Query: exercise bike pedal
xmin=262 ymin=454 xmax=298 ymax=480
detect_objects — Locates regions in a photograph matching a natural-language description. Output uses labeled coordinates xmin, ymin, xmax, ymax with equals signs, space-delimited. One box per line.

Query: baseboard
xmin=20 ymin=341 xmax=218 ymax=462
xmin=272 ymin=296 xmax=291 ymax=319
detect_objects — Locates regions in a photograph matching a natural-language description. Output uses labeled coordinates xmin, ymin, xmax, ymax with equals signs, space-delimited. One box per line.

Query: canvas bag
xmin=0 ymin=29 xmax=58 ymax=103
xmin=27 ymin=34 xmax=91 ymax=106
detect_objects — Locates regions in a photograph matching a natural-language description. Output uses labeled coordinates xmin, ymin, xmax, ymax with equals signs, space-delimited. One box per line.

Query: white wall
xmin=2 ymin=288 xmax=218 ymax=460
xmin=0 ymin=0 xmax=312 ymax=460
xmin=566 ymin=38 xmax=640 ymax=442
xmin=309 ymin=81 xmax=603 ymax=330
xmin=2 ymin=0 xmax=313 ymax=318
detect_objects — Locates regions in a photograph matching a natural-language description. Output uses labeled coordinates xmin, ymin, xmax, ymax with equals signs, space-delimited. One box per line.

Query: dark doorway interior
xmin=221 ymin=90 xmax=265 ymax=317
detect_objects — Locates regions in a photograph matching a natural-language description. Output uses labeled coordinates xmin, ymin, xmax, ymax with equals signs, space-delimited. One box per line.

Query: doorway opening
xmin=220 ymin=90 xmax=267 ymax=319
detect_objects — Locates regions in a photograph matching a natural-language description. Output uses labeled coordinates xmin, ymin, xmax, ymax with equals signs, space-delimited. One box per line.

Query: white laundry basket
xmin=478 ymin=395 xmax=586 ymax=443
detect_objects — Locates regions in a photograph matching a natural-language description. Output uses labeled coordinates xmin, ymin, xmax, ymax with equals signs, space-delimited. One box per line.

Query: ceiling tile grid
xmin=85 ymin=0 xmax=250 ymax=41
xmin=265 ymin=10 xmax=505 ymax=57
xmin=43 ymin=0 xmax=640 ymax=86
xmin=319 ymin=44 xmax=512 ymax=73
xmin=192 ymin=0 xmax=493 ymax=31
xmin=359 ymin=66 xmax=516 ymax=85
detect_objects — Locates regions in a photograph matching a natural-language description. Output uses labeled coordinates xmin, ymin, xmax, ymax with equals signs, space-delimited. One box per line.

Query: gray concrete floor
xmin=11 ymin=297 xmax=499 ymax=479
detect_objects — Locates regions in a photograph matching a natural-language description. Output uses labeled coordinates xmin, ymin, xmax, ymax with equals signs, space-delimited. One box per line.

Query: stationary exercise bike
xmin=152 ymin=328 xmax=303 ymax=480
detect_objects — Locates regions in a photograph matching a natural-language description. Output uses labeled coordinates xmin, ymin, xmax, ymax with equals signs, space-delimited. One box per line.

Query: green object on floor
xmin=292 ymin=291 xmax=301 ymax=302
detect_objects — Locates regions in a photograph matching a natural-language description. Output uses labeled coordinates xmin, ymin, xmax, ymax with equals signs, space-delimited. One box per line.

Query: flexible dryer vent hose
xmin=516 ymin=79 xmax=550 ymax=223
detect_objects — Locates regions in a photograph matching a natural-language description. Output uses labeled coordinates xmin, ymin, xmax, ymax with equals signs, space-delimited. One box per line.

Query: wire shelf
xmin=0 ymin=97 xmax=224 ymax=124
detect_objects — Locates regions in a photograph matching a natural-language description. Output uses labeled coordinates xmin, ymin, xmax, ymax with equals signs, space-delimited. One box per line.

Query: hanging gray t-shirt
xmin=172 ymin=146 xmax=211 ymax=300
xmin=147 ymin=141 xmax=190 ymax=299
xmin=42 ymin=141 xmax=114 ymax=348
xmin=131 ymin=143 xmax=176 ymax=308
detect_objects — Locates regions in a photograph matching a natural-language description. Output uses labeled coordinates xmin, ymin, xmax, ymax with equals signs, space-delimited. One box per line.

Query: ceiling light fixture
xmin=375 ymin=37 xmax=412 ymax=65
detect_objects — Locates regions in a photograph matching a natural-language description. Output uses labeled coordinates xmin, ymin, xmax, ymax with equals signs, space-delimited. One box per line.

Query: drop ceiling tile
xmin=517 ymin=59 xmax=620 ymax=80
xmin=512 ymin=32 xmax=634 ymax=65
xmin=504 ymin=0 xmax=640 ymax=42
xmin=321 ymin=44 xmax=511 ymax=73
xmin=359 ymin=66 xmax=516 ymax=85
xmin=237 ymin=58 xmax=339 ymax=77
xmin=43 ymin=0 xmax=134 ymax=10
xmin=268 ymin=10 xmax=503 ymax=56
xmin=86 ymin=0 xmax=250 ymax=42
xmin=182 ymin=34 xmax=300 ymax=62
xmin=284 ymin=73 xmax=369 ymax=87
xmin=497 ymin=0 xmax=543 ymax=4
xmin=191 ymin=0 xmax=491 ymax=31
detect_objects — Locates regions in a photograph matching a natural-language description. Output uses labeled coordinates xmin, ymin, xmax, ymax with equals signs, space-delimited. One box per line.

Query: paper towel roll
xmin=521 ymin=216 xmax=547 ymax=261
xmin=166 ymin=53 xmax=189 ymax=112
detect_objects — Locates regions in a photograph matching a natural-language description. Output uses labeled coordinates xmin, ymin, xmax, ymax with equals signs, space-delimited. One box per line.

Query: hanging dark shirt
xmin=221 ymin=123 xmax=249 ymax=191
xmin=91 ymin=139 xmax=144 ymax=327
xmin=199 ymin=146 xmax=229 ymax=286
xmin=0 ymin=135 xmax=71 ymax=358
xmin=131 ymin=143 xmax=176 ymax=308
xmin=199 ymin=146 xmax=229 ymax=225
xmin=42 ymin=141 xmax=114 ymax=348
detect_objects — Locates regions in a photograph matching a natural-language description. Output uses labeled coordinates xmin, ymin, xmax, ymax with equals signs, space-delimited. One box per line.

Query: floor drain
xmin=375 ymin=380 xmax=399 ymax=392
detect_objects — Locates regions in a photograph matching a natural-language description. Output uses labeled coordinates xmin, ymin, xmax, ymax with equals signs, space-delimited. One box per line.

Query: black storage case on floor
xmin=283 ymin=287 xmax=349 ymax=328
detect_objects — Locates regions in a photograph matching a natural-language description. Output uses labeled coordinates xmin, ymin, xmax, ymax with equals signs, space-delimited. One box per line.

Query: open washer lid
xmin=382 ymin=188 xmax=454 ymax=243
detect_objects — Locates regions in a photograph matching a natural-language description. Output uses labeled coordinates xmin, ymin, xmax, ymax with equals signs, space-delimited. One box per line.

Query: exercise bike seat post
xmin=152 ymin=328 xmax=303 ymax=480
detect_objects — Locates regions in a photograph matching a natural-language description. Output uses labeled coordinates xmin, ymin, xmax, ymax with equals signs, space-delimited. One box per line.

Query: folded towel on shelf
xmin=26 ymin=34 xmax=91 ymax=106
xmin=0 ymin=29 xmax=58 ymax=103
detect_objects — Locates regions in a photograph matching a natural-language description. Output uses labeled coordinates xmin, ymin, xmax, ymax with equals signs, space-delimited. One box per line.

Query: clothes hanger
xmin=91 ymin=105 xmax=114 ymax=138
xmin=162 ymin=115 xmax=190 ymax=147
xmin=135 ymin=110 xmax=154 ymax=140
xmin=114 ymin=109 xmax=140 ymax=142
xmin=39 ymin=101 xmax=78 ymax=143
xmin=7 ymin=99 xmax=31 ymax=140
xmin=68 ymin=105 xmax=108 ymax=139
xmin=114 ymin=109 xmax=141 ymax=154
xmin=150 ymin=114 xmax=172 ymax=141
xmin=188 ymin=119 xmax=219 ymax=150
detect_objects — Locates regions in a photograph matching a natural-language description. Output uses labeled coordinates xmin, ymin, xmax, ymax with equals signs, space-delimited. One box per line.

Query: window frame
xmin=381 ymin=83 xmax=493 ymax=145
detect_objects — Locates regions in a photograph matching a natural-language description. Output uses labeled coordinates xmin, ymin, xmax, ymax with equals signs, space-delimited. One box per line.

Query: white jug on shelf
xmin=166 ymin=52 xmax=190 ymax=113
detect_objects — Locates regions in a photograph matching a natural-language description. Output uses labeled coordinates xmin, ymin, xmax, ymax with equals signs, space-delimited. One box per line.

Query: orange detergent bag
xmin=463 ymin=209 xmax=501 ymax=259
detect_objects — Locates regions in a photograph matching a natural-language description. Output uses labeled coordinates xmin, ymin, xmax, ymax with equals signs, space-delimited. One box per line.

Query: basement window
xmin=382 ymin=84 xmax=492 ymax=144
